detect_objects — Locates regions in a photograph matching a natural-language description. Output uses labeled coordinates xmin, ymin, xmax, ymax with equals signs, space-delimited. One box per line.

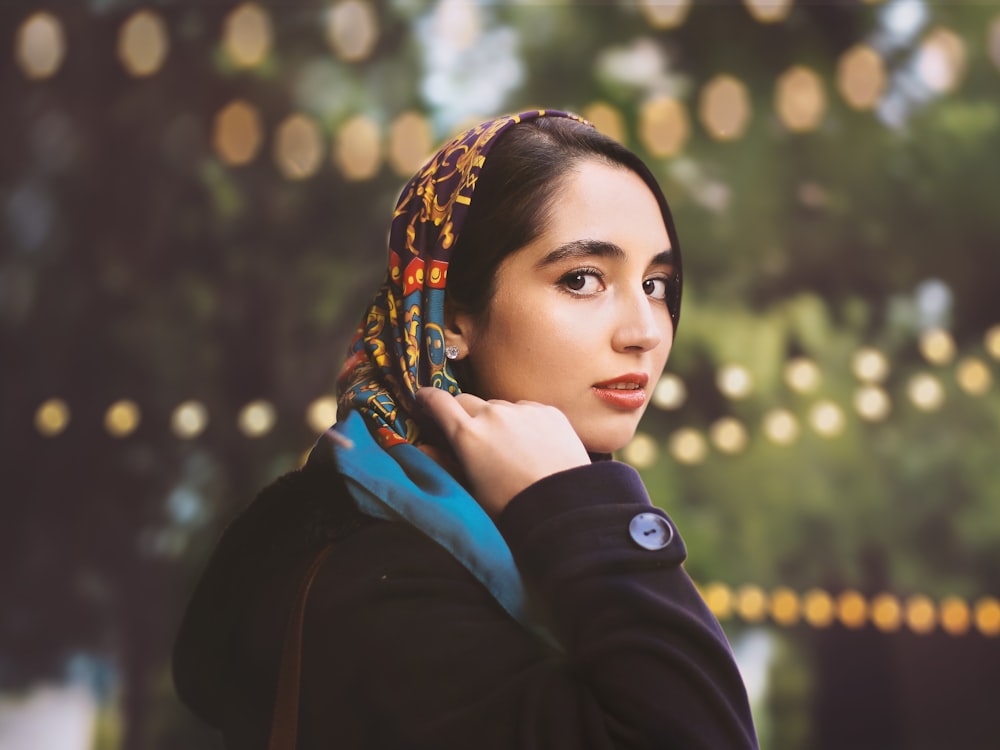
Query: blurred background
xmin=2 ymin=0 xmax=999 ymax=748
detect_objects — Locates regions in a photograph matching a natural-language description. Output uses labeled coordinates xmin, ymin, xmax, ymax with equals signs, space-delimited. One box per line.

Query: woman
xmin=174 ymin=110 xmax=759 ymax=749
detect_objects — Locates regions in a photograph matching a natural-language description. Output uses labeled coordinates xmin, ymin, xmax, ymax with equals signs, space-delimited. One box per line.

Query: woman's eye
xmin=643 ymin=277 xmax=669 ymax=300
xmin=560 ymin=271 xmax=604 ymax=295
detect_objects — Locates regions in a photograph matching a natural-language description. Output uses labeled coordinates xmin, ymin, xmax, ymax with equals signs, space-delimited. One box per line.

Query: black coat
xmin=173 ymin=458 xmax=758 ymax=749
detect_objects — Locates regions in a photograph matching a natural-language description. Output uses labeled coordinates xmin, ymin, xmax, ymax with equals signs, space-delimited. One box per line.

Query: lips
xmin=592 ymin=373 xmax=649 ymax=409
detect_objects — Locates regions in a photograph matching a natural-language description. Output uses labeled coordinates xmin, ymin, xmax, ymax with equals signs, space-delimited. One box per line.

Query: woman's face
xmin=450 ymin=159 xmax=675 ymax=454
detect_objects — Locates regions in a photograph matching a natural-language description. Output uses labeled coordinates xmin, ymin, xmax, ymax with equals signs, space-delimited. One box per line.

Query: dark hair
xmin=446 ymin=117 xmax=683 ymax=328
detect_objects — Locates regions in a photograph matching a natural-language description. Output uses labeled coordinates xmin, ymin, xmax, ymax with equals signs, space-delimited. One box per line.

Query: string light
xmin=803 ymin=589 xmax=835 ymax=628
xmin=105 ymin=399 xmax=141 ymax=438
xmin=955 ymin=357 xmax=992 ymax=396
xmin=699 ymin=74 xmax=751 ymax=142
xmin=709 ymin=417 xmax=748 ymax=455
xmin=907 ymin=373 xmax=945 ymax=411
xmin=118 ymin=10 xmax=169 ymax=77
xmin=622 ymin=431 xmax=658 ymax=469
xmin=809 ymin=400 xmax=846 ymax=438
xmin=639 ymin=96 xmax=690 ymax=157
xmin=325 ymin=0 xmax=379 ymax=62
xmin=852 ymin=347 xmax=890 ymax=383
xmin=238 ymin=400 xmax=276 ymax=437
xmin=871 ymin=593 xmax=903 ymax=632
xmin=213 ymin=100 xmax=264 ymax=166
xmin=836 ymin=44 xmax=885 ymax=111
xmin=744 ymin=0 xmax=793 ymax=24
xmin=306 ymin=396 xmax=339 ymax=433
xmin=919 ymin=327 xmax=956 ymax=366
xmin=171 ymin=400 xmax=208 ymax=439
xmin=702 ymin=582 xmax=733 ymax=619
xmin=15 ymin=12 xmax=66 ymax=80
xmin=769 ymin=587 xmax=800 ymax=626
xmin=853 ymin=385 xmax=891 ymax=422
xmin=274 ymin=113 xmax=324 ymax=180
xmin=638 ymin=0 xmax=691 ymax=30
xmin=775 ymin=65 xmax=826 ymax=133
xmin=35 ymin=398 xmax=70 ymax=437
xmin=652 ymin=374 xmax=686 ymax=410
xmin=388 ymin=111 xmax=432 ymax=177
xmin=915 ymin=26 xmax=967 ymax=94
xmin=940 ymin=596 xmax=971 ymax=636
xmin=984 ymin=325 xmax=1000 ymax=360
xmin=763 ymin=409 xmax=799 ymax=445
xmin=223 ymin=3 xmax=272 ymax=69
xmin=974 ymin=597 xmax=1000 ymax=636
xmin=334 ymin=115 xmax=382 ymax=180
xmin=837 ymin=589 xmax=868 ymax=629
xmin=904 ymin=594 xmax=937 ymax=634
xmin=668 ymin=428 xmax=708 ymax=465
xmin=736 ymin=585 xmax=768 ymax=623
xmin=583 ymin=102 xmax=626 ymax=144
xmin=784 ymin=357 xmax=821 ymax=394
xmin=717 ymin=364 xmax=754 ymax=399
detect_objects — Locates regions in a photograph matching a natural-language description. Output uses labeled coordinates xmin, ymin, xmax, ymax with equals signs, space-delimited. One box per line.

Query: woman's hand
xmin=416 ymin=388 xmax=590 ymax=516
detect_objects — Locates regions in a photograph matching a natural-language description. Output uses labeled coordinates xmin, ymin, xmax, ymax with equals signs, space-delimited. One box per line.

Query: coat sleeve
xmin=292 ymin=461 xmax=758 ymax=750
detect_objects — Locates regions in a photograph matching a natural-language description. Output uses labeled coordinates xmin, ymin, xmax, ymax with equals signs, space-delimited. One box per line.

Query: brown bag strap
xmin=268 ymin=542 xmax=336 ymax=750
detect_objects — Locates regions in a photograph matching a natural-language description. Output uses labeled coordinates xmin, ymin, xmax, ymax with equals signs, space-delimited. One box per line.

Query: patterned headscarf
xmin=336 ymin=110 xmax=588 ymax=448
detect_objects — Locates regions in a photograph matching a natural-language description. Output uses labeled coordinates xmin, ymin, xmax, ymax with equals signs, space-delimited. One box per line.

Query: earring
xmin=445 ymin=345 xmax=459 ymax=360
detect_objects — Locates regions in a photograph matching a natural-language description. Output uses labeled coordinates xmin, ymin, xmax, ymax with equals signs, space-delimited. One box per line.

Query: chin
xmin=581 ymin=428 xmax=635 ymax=456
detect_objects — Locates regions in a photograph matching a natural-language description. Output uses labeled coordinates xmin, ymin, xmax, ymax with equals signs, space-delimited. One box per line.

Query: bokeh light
xmin=784 ymin=357 xmax=821 ymax=394
xmin=430 ymin=0 xmax=481 ymax=51
xmin=717 ymin=363 xmax=754 ymax=399
xmin=334 ymin=114 xmax=382 ymax=180
xmin=736 ymin=585 xmax=768 ymax=623
xmin=639 ymin=96 xmax=690 ymax=157
xmin=919 ymin=327 xmax=956 ymax=365
xmin=809 ymin=400 xmax=845 ymax=438
xmin=915 ymin=26 xmax=967 ymax=94
xmin=702 ymin=582 xmax=733 ymax=620
xmin=699 ymin=74 xmax=751 ymax=141
xmin=223 ymin=3 xmax=272 ymax=69
xmin=15 ymin=12 xmax=66 ymax=80
xmin=118 ymin=10 xmax=169 ymax=77
xmin=213 ymin=100 xmax=264 ymax=166
xmin=652 ymin=373 xmax=687 ymax=410
xmin=940 ymin=596 xmax=971 ymax=636
xmin=984 ymin=324 xmax=1000 ymax=360
xmin=388 ymin=110 xmax=433 ymax=177
xmin=583 ymin=101 xmax=626 ymax=144
xmin=905 ymin=594 xmax=937 ymax=634
xmin=803 ymin=588 xmax=835 ymax=628
xmin=907 ymin=373 xmax=945 ymax=411
xmin=775 ymin=65 xmax=826 ymax=133
xmin=105 ymin=399 xmax=141 ymax=438
xmin=871 ymin=593 xmax=903 ymax=632
xmin=709 ymin=417 xmax=748 ymax=455
xmin=837 ymin=590 xmax=868 ymax=629
xmin=974 ymin=597 xmax=1000 ymax=637
xmin=325 ymin=0 xmax=379 ymax=62
xmin=668 ymin=428 xmax=708 ymax=465
xmin=622 ymin=431 xmax=659 ymax=469
xmin=853 ymin=385 xmax=892 ymax=422
xmin=837 ymin=44 xmax=885 ymax=110
xmin=274 ymin=113 xmax=325 ymax=180
xmin=990 ymin=16 xmax=1000 ymax=74
xmin=306 ymin=396 xmax=339 ymax=433
xmin=852 ymin=347 xmax=890 ymax=383
xmin=238 ymin=400 xmax=276 ymax=437
xmin=171 ymin=400 xmax=208 ymax=439
xmin=35 ymin=398 xmax=70 ymax=437
xmin=770 ymin=587 xmax=800 ymax=626
xmin=763 ymin=409 xmax=799 ymax=445
xmin=955 ymin=357 xmax=992 ymax=396
xmin=639 ymin=0 xmax=691 ymax=30
xmin=744 ymin=0 xmax=793 ymax=24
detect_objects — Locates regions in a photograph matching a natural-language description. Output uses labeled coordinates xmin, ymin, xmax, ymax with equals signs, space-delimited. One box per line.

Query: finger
xmin=453 ymin=392 xmax=490 ymax=417
xmin=415 ymin=387 xmax=474 ymax=437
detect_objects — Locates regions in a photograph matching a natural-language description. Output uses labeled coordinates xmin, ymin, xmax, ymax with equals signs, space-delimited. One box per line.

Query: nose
xmin=610 ymin=287 xmax=666 ymax=353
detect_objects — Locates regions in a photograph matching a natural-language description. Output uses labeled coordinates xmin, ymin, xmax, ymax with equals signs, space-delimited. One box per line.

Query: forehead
xmin=534 ymin=160 xmax=671 ymax=254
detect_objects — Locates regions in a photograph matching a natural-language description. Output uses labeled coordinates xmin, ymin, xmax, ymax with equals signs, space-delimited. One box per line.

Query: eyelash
xmin=557 ymin=267 xmax=673 ymax=302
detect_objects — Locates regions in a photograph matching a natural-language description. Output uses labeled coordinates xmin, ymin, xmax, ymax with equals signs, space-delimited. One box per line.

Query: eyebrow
xmin=535 ymin=239 xmax=674 ymax=269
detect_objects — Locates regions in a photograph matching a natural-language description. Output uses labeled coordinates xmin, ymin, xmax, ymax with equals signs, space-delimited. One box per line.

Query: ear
xmin=443 ymin=300 xmax=477 ymax=360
